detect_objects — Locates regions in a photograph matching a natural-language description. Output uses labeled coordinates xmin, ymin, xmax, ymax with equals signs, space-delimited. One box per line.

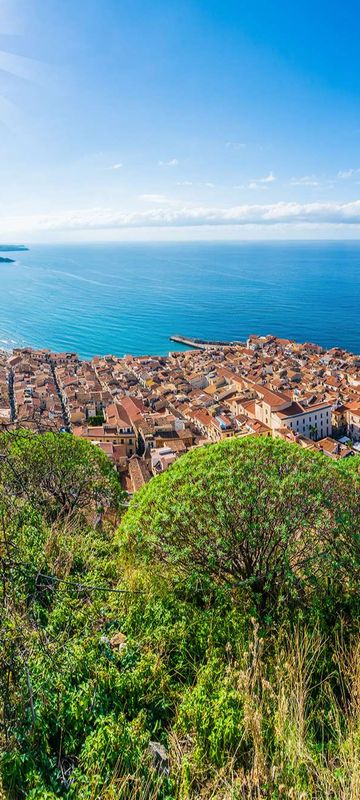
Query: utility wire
xmin=36 ymin=572 xmax=147 ymax=594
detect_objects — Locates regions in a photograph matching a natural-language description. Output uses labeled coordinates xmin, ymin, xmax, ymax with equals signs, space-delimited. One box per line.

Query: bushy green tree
xmin=120 ymin=437 xmax=343 ymax=609
xmin=0 ymin=430 xmax=124 ymax=521
xmin=323 ymin=454 xmax=360 ymax=587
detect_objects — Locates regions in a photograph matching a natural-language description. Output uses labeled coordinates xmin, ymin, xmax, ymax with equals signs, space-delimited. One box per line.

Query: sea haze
xmin=0 ymin=241 xmax=359 ymax=359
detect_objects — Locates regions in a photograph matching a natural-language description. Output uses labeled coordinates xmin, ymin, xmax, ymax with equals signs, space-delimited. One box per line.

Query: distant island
xmin=0 ymin=244 xmax=29 ymax=253
xmin=0 ymin=245 xmax=29 ymax=252
xmin=0 ymin=245 xmax=28 ymax=263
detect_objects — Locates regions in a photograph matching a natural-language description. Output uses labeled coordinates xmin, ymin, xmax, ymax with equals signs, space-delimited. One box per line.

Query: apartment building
xmin=254 ymin=385 xmax=332 ymax=440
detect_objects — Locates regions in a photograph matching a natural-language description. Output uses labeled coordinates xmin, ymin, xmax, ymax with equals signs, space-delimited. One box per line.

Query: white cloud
xmin=337 ymin=168 xmax=360 ymax=179
xmin=226 ymin=141 xmax=246 ymax=149
xmin=139 ymin=193 xmax=169 ymax=203
xmin=158 ymin=158 xmax=179 ymax=166
xmin=290 ymin=175 xmax=320 ymax=187
xmin=290 ymin=170 xmax=360 ymax=185
xmin=4 ymin=200 xmax=360 ymax=233
xmin=258 ymin=171 xmax=276 ymax=183
xmin=247 ymin=172 xmax=276 ymax=189
xmin=176 ymin=180 xmax=215 ymax=188
xmin=109 ymin=162 xmax=122 ymax=170
xmin=0 ymin=49 xmax=48 ymax=85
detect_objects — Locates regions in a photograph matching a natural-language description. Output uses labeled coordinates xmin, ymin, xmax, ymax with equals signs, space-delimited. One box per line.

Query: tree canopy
xmin=120 ymin=436 xmax=358 ymax=609
xmin=0 ymin=430 xmax=124 ymax=522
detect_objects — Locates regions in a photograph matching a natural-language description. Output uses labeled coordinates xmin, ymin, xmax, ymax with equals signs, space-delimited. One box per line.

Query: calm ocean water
xmin=1 ymin=241 xmax=360 ymax=359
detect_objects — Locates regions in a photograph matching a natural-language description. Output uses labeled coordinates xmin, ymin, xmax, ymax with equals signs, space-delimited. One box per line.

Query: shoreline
xmin=1 ymin=331 xmax=359 ymax=361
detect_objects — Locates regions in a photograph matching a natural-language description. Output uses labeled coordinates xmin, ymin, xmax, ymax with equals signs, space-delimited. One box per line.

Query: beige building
xmin=74 ymin=402 xmax=136 ymax=457
xmin=254 ymin=386 xmax=332 ymax=440
xmin=346 ymin=403 xmax=360 ymax=441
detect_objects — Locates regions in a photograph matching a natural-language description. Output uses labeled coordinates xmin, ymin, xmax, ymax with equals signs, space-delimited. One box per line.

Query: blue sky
xmin=1 ymin=0 xmax=360 ymax=240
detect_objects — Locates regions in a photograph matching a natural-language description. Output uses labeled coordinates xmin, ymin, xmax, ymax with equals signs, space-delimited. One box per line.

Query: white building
xmin=254 ymin=385 xmax=332 ymax=440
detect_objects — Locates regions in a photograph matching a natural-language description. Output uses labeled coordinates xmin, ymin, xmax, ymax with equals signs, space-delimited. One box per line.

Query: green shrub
xmin=0 ymin=429 xmax=124 ymax=520
xmin=120 ymin=436 xmax=350 ymax=613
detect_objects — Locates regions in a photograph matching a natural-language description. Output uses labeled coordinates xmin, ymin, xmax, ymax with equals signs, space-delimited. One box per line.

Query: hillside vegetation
xmin=0 ymin=432 xmax=360 ymax=799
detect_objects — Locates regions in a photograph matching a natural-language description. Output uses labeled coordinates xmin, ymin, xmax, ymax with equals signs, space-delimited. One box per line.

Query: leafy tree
xmin=87 ymin=413 xmax=105 ymax=426
xmin=324 ymin=455 xmax=360 ymax=586
xmin=120 ymin=436 xmax=341 ymax=609
xmin=309 ymin=424 xmax=318 ymax=441
xmin=0 ymin=430 xmax=124 ymax=522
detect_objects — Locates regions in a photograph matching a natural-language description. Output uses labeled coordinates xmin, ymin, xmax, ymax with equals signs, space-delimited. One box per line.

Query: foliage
xmin=1 ymin=433 xmax=360 ymax=798
xmin=120 ymin=436 xmax=354 ymax=612
xmin=87 ymin=413 xmax=105 ymax=427
xmin=0 ymin=430 xmax=124 ymax=522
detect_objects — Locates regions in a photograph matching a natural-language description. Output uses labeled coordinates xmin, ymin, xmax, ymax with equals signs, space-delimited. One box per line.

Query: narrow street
xmin=7 ymin=367 xmax=16 ymax=423
xmin=48 ymin=358 xmax=71 ymax=432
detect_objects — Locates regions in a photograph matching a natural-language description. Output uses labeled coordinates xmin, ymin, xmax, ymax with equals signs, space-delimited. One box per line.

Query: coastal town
xmin=0 ymin=333 xmax=360 ymax=493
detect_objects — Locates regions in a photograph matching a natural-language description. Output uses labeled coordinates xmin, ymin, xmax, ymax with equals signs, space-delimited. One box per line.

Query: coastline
xmin=0 ymin=329 xmax=360 ymax=361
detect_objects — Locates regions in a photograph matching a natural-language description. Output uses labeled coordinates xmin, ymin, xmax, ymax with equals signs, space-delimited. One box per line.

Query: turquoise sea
xmin=1 ymin=241 xmax=360 ymax=359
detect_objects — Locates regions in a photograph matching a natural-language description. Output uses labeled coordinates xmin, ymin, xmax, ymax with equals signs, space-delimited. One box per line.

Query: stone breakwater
xmin=169 ymin=334 xmax=244 ymax=350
